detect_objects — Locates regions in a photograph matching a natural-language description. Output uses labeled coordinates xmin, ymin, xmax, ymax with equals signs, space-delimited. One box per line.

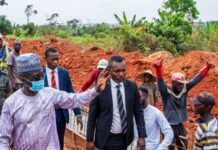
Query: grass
xmin=7 ymin=34 xmax=45 ymax=41
xmin=68 ymin=34 xmax=119 ymax=51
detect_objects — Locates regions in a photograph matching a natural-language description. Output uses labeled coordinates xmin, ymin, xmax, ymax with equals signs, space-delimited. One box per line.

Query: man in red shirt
xmin=80 ymin=59 xmax=108 ymax=92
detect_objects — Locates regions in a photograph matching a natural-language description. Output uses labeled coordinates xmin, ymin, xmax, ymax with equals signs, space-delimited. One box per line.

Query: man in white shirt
xmin=0 ymin=53 xmax=107 ymax=150
xmin=133 ymin=86 xmax=174 ymax=150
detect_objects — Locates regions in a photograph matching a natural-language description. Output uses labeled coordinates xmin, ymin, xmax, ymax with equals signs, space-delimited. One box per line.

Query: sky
xmin=0 ymin=0 xmax=218 ymax=25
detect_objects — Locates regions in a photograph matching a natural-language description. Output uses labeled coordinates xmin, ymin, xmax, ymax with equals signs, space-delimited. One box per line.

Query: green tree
xmin=46 ymin=13 xmax=59 ymax=25
xmin=67 ymin=19 xmax=82 ymax=35
xmin=0 ymin=15 xmax=13 ymax=34
xmin=164 ymin=0 xmax=199 ymax=21
xmin=67 ymin=19 xmax=81 ymax=29
xmin=0 ymin=0 xmax=7 ymax=6
xmin=23 ymin=22 xmax=37 ymax=36
xmin=149 ymin=0 xmax=199 ymax=53
xmin=25 ymin=4 xmax=37 ymax=24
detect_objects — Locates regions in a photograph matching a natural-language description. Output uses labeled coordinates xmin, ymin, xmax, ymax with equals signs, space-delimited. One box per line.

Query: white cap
xmin=97 ymin=59 xmax=108 ymax=69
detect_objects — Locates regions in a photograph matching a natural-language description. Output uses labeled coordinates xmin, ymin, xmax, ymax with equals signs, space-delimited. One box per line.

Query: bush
xmin=23 ymin=23 xmax=37 ymax=36
xmin=0 ymin=15 xmax=13 ymax=34
xmin=35 ymin=25 xmax=57 ymax=36
xmin=55 ymin=30 xmax=69 ymax=38
xmin=13 ymin=28 xmax=25 ymax=37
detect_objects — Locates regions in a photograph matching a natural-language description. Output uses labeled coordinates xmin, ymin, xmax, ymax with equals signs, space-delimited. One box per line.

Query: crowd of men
xmin=0 ymin=33 xmax=217 ymax=150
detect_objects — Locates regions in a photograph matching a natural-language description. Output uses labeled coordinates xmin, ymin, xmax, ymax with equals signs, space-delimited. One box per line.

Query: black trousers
xmin=169 ymin=123 xmax=188 ymax=150
xmin=56 ymin=117 xmax=66 ymax=150
xmin=102 ymin=133 xmax=127 ymax=150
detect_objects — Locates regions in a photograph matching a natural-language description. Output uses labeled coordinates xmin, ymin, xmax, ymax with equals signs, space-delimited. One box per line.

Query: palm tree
xmin=25 ymin=4 xmax=37 ymax=24
xmin=114 ymin=11 xmax=146 ymax=27
xmin=46 ymin=13 xmax=59 ymax=25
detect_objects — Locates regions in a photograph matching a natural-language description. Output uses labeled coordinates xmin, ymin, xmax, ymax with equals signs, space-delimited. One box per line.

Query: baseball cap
xmin=171 ymin=72 xmax=187 ymax=83
xmin=192 ymin=92 xmax=216 ymax=107
xmin=97 ymin=59 xmax=108 ymax=69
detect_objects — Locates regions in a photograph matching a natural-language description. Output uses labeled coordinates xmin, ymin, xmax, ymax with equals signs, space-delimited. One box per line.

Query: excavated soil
xmin=7 ymin=37 xmax=218 ymax=149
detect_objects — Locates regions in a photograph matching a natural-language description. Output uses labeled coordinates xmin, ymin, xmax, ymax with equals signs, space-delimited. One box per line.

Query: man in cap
xmin=7 ymin=40 xmax=22 ymax=92
xmin=192 ymin=92 xmax=218 ymax=150
xmin=0 ymin=34 xmax=11 ymax=72
xmin=153 ymin=59 xmax=215 ymax=150
xmin=138 ymin=70 xmax=160 ymax=108
xmin=79 ymin=59 xmax=108 ymax=92
xmin=0 ymin=53 xmax=107 ymax=150
xmin=0 ymin=69 xmax=10 ymax=115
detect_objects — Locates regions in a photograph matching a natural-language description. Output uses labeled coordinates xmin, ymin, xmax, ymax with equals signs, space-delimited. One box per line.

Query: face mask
xmin=30 ymin=79 xmax=45 ymax=92
xmin=23 ymin=78 xmax=44 ymax=92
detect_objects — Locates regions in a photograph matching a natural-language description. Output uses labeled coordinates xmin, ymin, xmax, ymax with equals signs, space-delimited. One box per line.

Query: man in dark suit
xmin=43 ymin=48 xmax=83 ymax=150
xmin=86 ymin=56 xmax=146 ymax=150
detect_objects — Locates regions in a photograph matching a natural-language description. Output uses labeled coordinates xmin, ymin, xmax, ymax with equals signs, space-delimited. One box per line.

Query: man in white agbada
xmin=133 ymin=86 xmax=174 ymax=150
xmin=0 ymin=53 xmax=107 ymax=150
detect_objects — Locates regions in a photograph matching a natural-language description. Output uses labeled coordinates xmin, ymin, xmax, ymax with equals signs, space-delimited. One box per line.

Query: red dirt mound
xmin=7 ymin=38 xmax=218 ymax=149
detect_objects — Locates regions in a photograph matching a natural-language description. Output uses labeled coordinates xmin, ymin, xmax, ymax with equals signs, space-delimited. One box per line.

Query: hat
xmin=138 ymin=70 xmax=156 ymax=82
xmin=16 ymin=53 xmax=41 ymax=73
xmin=0 ymin=34 xmax=3 ymax=40
xmin=13 ymin=40 xmax=21 ymax=45
xmin=192 ymin=92 xmax=216 ymax=107
xmin=97 ymin=59 xmax=108 ymax=69
xmin=171 ymin=72 xmax=187 ymax=83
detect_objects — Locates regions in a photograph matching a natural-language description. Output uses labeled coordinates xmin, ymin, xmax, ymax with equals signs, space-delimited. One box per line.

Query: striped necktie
xmin=116 ymin=84 xmax=127 ymax=133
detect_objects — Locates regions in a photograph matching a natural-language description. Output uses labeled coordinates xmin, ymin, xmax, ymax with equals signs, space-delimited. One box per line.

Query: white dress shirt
xmin=46 ymin=67 xmax=59 ymax=89
xmin=110 ymin=78 xmax=126 ymax=134
xmin=133 ymin=105 xmax=174 ymax=150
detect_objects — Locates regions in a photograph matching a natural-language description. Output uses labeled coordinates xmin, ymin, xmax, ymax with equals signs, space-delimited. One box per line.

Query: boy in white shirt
xmin=133 ymin=86 xmax=174 ymax=150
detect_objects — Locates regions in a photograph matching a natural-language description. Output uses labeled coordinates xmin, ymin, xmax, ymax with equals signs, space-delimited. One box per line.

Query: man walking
xmin=43 ymin=48 xmax=83 ymax=150
xmin=87 ymin=56 xmax=146 ymax=150
xmin=7 ymin=40 xmax=22 ymax=92
xmin=0 ymin=53 xmax=106 ymax=150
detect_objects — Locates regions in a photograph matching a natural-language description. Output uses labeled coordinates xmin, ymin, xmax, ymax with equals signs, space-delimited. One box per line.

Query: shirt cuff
xmin=91 ymin=87 xmax=100 ymax=96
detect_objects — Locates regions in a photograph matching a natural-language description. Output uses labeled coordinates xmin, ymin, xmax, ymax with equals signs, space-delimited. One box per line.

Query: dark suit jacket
xmin=87 ymin=78 xmax=146 ymax=148
xmin=43 ymin=67 xmax=81 ymax=123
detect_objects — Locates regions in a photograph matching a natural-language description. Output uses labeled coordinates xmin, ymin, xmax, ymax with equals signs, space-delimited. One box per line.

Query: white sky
xmin=0 ymin=0 xmax=218 ymax=25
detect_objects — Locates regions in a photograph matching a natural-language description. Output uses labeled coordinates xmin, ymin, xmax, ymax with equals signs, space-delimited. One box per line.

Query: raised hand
xmin=207 ymin=61 xmax=215 ymax=69
xmin=153 ymin=58 xmax=163 ymax=69
xmin=96 ymin=69 xmax=108 ymax=92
